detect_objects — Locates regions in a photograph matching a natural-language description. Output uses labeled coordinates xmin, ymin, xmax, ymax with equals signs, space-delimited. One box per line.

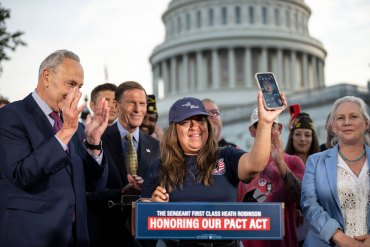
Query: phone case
xmin=289 ymin=104 xmax=301 ymax=118
xmin=255 ymin=72 xmax=284 ymax=110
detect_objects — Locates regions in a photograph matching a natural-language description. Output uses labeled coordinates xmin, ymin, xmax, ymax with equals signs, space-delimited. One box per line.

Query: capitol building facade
xmin=150 ymin=0 xmax=368 ymax=149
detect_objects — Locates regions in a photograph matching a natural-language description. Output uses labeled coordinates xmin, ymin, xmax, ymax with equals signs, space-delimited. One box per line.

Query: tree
xmin=0 ymin=3 xmax=26 ymax=75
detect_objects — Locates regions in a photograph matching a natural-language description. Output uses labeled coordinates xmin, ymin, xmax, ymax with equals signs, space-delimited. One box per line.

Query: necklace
xmin=339 ymin=149 xmax=366 ymax=163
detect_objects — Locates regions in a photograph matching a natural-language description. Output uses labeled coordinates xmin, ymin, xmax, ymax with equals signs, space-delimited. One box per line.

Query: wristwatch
xmin=84 ymin=140 xmax=102 ymax=151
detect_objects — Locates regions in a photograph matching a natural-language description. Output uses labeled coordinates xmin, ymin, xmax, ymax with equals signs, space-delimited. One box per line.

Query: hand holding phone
xmin=255 ymin=72 xmax=284 ymax=110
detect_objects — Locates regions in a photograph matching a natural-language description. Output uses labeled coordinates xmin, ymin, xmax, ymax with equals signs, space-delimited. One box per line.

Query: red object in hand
xmin=289 ymin=104 xmax=301 ymax=119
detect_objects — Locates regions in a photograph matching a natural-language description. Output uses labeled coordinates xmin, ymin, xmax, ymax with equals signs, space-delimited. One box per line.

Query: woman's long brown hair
xmin=158 ymin=118 xmax=219 ymax=192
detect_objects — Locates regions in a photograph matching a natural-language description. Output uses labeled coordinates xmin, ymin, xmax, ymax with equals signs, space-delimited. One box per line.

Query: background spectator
xmin=238 ymin=108 xmax=304 ymax=247
xmin=202 ymin=98 xmax=238 ymax=148
xmin=285 ymin=113 xmax=320 ymax=164
xmin=90 ymin=83 xmax=118 ymax=126
xmin=140 ymin=94 xmax=163 ymax=140
xmin=87 ymin=81 xmax=160 ymax=247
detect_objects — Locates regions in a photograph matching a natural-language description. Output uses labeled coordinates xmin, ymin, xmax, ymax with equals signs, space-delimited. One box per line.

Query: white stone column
xmin=181 ymin=53 xmax=188 ymax=93
xmin=276 ymin=48 xmax=284 ymax=87
xmin=170 ymin=57 xmax=177 ymax=95
xmin=162 ymin=60 xmax=169 ymax=96
xmin=267 ymin=6 xmax=272 ymax=26
xmin=212 ymin=49 xmax=220 ymax=89
xmin=228 ymin=47 xmax=236 ymax=88
xmin=202 ymin=8 xmax=206 ymax=28
xmin=260 ymin=47 xmax=268 ymax=72
xmin=290 ymin=50 xmax=297 ymax=89
xmin=319 ymin=59 xmax=325 ymax=87
xmin=196 ymin=51 xmax=204 ymax=90
xmin=228 ymin=5 xmax=233 ymax=24
xmin=244 ymin=47 xmax=252 ymax=88
xmin=255 ymin=5 xmax=261 ymax=25
xmin=302 ymin=53 xmax=308 ymax=89
xmin=152 ymin=64 xmax=160 ymax=97
xmin=312 ymin=56 xmax=318 ymax=88
xmin=214 ymin=6 xmax=220 ymax=26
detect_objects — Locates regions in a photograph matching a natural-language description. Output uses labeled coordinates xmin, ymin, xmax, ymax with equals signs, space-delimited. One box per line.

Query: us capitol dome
xmin=149 ymin=0 xmax=368 ymax=149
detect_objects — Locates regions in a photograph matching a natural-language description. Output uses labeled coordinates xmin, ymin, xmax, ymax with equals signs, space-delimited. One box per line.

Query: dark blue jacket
xmin=0 ymin=94 xmax=107 ymax=247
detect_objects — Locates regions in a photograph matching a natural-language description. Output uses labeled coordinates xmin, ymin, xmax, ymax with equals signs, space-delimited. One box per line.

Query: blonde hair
xmin=329 ymin=96 xmax=370 ymax=145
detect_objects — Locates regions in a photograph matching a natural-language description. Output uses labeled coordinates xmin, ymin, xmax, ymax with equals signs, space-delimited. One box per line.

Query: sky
xmin=0 ymin=0 xmax=369 ymax=102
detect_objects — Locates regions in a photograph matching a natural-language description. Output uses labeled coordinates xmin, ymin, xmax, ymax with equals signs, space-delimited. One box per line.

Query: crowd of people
xmin=0 ymin=49 xmax=368 ymax=247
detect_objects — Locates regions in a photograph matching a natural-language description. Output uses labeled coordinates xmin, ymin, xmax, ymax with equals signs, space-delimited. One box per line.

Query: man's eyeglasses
xmin=207 ymin=110 xmax=221 ymax=118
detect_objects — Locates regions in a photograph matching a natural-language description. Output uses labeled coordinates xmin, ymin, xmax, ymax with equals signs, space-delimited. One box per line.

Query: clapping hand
xmin=84 ymin=97 xmax=110 ymax=151
xmin=57 ymin=87 xmax=86 ymax=144
xmin=129 ymin=174 xmax=144 ymax=190
xmin=121 ymin=174 xmax=144 ymax=195
xmin=271 ymin=126 xmax=283 ymax=163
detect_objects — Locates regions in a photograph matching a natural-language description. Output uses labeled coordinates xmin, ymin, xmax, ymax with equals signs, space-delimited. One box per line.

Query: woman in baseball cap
xmin=141 ymin=92 xmax=287 ymax=247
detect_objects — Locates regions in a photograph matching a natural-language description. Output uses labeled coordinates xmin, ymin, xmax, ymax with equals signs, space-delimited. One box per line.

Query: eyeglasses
xmin=207 ymin=110 xmax=221 ymax=118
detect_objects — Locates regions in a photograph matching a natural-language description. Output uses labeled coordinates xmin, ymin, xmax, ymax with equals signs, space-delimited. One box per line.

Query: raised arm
xmin=238 ymin=91 xmax=287 ymax=181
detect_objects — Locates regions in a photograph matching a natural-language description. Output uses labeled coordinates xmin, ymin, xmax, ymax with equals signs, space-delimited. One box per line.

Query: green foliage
xmin=0 ymin=3 xmax=26 ymax=69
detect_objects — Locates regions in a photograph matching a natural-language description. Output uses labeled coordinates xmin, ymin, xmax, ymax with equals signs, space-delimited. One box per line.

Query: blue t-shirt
xmin=141 ymin=147 xmax=245 ymax=202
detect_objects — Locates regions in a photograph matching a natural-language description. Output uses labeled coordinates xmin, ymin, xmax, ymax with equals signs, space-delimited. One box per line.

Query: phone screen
xmin=256 ymin=72 xmax=283 ymax=110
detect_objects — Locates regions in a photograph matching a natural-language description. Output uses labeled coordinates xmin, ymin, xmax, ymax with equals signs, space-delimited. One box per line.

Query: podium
xmin=133 ymin=201 xmax=284 ymax=240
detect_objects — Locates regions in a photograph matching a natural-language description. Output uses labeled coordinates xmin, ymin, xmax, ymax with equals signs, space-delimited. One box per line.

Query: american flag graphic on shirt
xmin=212 ymin=158 xmax=226 ymax=175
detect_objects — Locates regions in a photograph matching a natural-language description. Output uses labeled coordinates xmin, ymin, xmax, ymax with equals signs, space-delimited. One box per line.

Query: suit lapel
xmin=325 ymin=146 xmax=340 ymax=207
xmin=65 ymin=136 xmax=77 ymax=177
xmin=366 ymin=145 xmax=370 ymax=170
xmin=104 ymin=124 xmax=127 ymax=184
xmin=24 ymin=94 xmax=73 ymax=177
xmin=137 ymin=131 xmax=155 ymax=176
xmin=24 ymin=94 xmax=54 ymax=139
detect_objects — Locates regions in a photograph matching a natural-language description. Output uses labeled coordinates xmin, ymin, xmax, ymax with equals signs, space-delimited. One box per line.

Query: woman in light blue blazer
xmin=301 ymin=96 xmax=370 ymax=247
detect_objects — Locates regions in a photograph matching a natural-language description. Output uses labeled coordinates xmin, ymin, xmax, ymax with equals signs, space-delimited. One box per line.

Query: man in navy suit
xmin=87 ymin=81 xmax=160 ymax=246
xmin=0 ymin=49 xmax=110 ymax=247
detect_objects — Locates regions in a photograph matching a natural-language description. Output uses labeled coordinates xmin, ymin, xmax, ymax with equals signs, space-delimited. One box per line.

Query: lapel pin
xmin=146 ymin=149 xmax=151 ymax=153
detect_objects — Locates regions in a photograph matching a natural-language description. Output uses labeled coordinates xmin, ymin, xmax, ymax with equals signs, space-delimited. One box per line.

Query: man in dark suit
xmin=87 ymin=81 xmax=160 ymax=246
xmin=0 ymin=49 xmax=110 ymax=247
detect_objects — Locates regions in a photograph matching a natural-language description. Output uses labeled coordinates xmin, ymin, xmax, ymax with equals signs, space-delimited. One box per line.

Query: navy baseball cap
xmin=168 ymin=97 xmax=209 ymax=124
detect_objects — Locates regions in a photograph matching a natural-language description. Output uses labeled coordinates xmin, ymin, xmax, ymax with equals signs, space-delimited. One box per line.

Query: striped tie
xmin=125 ymin=133 xmax=138 ymax=175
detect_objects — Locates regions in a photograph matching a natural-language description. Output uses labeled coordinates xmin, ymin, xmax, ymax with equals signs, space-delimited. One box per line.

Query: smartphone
xmin=255 ymin=72 xmax=284 ymax=110
xmin=289 ymin=104 xmax=301 ymax=119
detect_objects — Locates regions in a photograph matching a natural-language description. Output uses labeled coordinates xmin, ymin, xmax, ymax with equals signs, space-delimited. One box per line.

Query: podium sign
xmin=135 ymin=202 xmax=283 ymax=240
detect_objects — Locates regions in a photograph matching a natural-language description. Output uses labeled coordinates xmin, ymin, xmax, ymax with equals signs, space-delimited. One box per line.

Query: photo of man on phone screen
xmin=261 ymin=79 xmax=283 ymax=109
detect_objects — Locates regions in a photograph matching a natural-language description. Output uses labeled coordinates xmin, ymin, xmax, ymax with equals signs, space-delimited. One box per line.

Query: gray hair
xmin=329 ymin=96 xmax=370 ymax=145
xmin=38 ymin=49 xmax=80 ymax=80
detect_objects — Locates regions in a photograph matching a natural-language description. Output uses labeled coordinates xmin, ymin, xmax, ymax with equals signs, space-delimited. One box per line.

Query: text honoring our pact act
xmin=148 ymin=217 xmax=270 ymax=231
xmin=157 ymin=210 xmax=262 ymax=217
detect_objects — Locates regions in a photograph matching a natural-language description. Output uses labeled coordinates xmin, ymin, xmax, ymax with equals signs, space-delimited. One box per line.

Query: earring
xmin=330 ymin=134 xmax=338 ymax=147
